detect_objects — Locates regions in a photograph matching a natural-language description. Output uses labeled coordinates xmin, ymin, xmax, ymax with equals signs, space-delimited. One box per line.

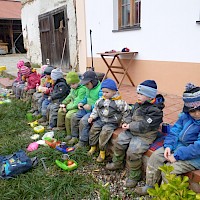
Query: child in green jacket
xmin=54 ymin=72 xmax=86 ymax=139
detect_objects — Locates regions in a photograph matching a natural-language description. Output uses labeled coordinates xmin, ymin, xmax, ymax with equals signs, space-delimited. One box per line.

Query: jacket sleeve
xmin=62 ymin=89 xmax=72 ymax=105
xmin=129 ymin=107 xmax=163 ymax=133
xmin=163 ymin=117 xmax=183 ymax=151
xmin=89 ymin=99 xmax=101 ymax=119
xmin=67 ymin=87 xmax=86 ymax=110
xmin=91 ymin=89 xmax=103 ymax=110
xmin=173 ymin=136 xmax=200 ymax=160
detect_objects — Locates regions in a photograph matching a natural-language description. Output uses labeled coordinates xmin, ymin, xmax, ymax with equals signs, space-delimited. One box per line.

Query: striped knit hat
xmin=21 ymin=66 xmax=31 ymax=76
xmin=183 ymin=83 xmax=200 ymax=113
xmin=17 ymin=60 xmax=24 ymax=69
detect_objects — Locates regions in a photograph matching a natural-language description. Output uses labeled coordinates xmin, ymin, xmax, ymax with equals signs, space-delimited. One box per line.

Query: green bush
xmin=148 ymin=164 xmax=200 ymax=200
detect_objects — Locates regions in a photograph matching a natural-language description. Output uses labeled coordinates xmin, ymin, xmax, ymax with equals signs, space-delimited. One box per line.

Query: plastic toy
xmin=27 ymin=142 xmax=39 ymax=152
xmin=28 ymin=120 xmax=38 ymax=127
xmin=55 ymin=159 xmax=78 ymax=171
xmin=55 ymin=146 xmax=75 ymax=153
xmin=34 ymin=125 xmax=45 ymax=133
xmin=26 ymin=113 xmax=33 ymax=122
xmin=42 ymin=131 xmax=54 ymax=140
xmin=45 ymin=138 xmax=61 ymax=148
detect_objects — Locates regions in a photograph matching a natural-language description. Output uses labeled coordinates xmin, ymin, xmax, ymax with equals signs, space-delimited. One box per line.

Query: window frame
xmin=118 ymin=0 xmax=141 ymax=30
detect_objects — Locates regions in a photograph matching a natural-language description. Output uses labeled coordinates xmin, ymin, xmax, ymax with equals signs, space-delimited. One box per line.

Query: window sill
xmin=112 ymin=26 xmax=141 ymax=32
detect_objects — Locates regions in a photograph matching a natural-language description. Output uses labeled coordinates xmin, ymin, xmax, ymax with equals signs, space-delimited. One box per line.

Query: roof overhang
xmin=0 ymin=0 xmax=22 ymax=20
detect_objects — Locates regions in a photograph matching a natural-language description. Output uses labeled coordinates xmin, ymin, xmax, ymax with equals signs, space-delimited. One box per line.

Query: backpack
xmin=0 ymin=150 xmax=33 ymax=179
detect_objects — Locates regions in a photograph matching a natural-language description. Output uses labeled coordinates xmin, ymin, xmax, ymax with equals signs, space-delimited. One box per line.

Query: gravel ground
xmin=77 ymin=156 xmax=152 ymax=200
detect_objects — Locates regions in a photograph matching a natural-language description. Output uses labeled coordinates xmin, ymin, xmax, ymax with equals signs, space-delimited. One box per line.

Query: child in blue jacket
xmin=135 ymin=83 xmax=200 ymax=195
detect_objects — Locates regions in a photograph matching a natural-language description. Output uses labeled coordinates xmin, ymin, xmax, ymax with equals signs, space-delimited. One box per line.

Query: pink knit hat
xmin=21 ymin=66 xmax=30 ymax=76
xmin=41 ymin=65 xmax=48 ymax=74
xmin=17 ymin=60 xmax=24 ymax=69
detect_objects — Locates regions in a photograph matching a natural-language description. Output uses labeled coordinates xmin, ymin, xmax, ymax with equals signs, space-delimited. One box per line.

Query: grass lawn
xmin=0 ymin=99 xmax=105 ymax=200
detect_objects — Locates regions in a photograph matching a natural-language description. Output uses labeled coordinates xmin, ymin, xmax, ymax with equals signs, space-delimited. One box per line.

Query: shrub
xmin=147 ymin=164 xmax=200 ymax=199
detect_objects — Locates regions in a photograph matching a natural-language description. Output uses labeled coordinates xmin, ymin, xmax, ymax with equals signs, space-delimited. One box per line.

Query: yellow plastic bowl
xmin=33 ymin=125 xmax=45 ymax=134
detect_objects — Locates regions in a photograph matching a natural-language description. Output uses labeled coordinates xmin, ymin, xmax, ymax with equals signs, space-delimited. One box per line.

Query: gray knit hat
xmin=137 ymin=80 xmax=157 ymax=98
xmin=51 ymin=68 xmax=63 ymax=81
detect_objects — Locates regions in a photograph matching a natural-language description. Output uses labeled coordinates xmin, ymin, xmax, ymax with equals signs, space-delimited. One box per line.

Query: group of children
xmin=11 ymin=60 xmax=200 ymax=193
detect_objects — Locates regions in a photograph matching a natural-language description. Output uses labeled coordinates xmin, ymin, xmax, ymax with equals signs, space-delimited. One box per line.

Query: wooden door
xmin=39 ymin=6 xmax=70 ymax=72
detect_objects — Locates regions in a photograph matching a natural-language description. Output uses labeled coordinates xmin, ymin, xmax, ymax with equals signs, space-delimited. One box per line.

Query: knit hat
xmin=137 ymin=80 xmax=157 ymax=98
xmin=21 ymin=66 xmax=30 ymax=76
xmin=44 ymin=66 xmax=54 ymax=75
xmin=66 ymin=72 xmax=80 ymax=84
xmin=101 ymin=78 xmax=118 ymax=91
xmin=80 ymin=71 xmax=98 ymax=85
xmin=41 ymin=65 xmax=48 ymax=74
xmin=183 ymin=83 xmax=200 ymax=113
xmin=51 ymin=68 xmax=63 ymax=81
xmin=17 ymin=60 xmax=24 ymax=69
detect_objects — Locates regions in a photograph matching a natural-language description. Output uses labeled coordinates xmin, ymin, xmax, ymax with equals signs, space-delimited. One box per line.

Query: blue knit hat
xmin=101 ymin=78 xmax=118 ymax=91
xmin=137 ymin=80 xmax=157 ymax=98
xmin=183 ymin=83 xmax=200 ymax=113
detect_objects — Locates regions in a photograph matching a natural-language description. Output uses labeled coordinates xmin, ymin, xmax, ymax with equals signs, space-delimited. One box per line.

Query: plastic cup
xmin=26 ymin=113 xmax=33 ymax=122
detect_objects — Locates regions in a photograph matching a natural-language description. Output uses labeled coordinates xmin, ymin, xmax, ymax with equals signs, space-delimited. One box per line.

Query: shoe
xmin=40 ymin=121 xmax=48 ymax=126
xmin=38 ymin=116 xmax=47 ymax=123
xmin=87 ymin=146 xmax=97 ymax=156
xmin=67 ymin=137 xmax=78 ymax=145
xmin=74 ymin=141 xmax=88 ymax=149
xmin=134 ymin=185 xmax=153 ymax=195
xmin=96 ymin=151 xmax=105 ymax=163
xmin=52 ymin=127 xmax=65 ymax=131
xmin=32 ymin=111 xmax=39 ymax=116
xmin=106 ymin=162 xmax=123 ymax=171
xmin=125 ymin=178 xmax=138 ymax=188
xmin=65 ymin=135 xmax=72 ymax=141
xmin=28 ymin=108 xmax=36 ymax=113
xmin=46 ymin=126 xmax=53 ymax=130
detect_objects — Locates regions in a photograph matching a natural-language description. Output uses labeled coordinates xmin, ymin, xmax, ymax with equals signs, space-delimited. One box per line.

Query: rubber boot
xmin=135 ymin=185 xmax=153 ymax=195
xmin=106 ymin=162 xmax=123 ymax=170
xmin=87 ymin=146 xmax=97 ymax=156
xmin=96 ymin=150 xmax=105 ymax=163
xmin=67 ymin=137 xmax=78 ymax=145
xmin=65 ymin=117 xmax=71 ymax=136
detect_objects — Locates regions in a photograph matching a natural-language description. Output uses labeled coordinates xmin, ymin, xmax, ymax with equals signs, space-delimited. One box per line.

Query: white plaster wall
xmin=85 ymin=0 xmax=200 ymax=63
xmin=21 ymin=0 xmax=77 ymax=66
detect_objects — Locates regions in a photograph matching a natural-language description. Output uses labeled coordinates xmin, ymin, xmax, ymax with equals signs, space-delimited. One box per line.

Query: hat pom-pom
xmin=185 ymin=83 xmax=196 ymax=91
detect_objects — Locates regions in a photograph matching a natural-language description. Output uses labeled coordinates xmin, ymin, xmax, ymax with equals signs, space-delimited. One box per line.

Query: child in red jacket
xmin=23 ymin=68 xmax=41 ymax=101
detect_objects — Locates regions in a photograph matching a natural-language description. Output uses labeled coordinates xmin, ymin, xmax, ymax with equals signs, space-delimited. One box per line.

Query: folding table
xmin=98 ymin=51 xmax=138 ymax=88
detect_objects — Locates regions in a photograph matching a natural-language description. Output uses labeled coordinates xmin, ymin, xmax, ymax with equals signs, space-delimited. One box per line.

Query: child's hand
xmin=78 ymin=103 xmax=84 ymax=109
xmin=88 ymin=117 xmax=93 ymax=123
xmin=24 ymin=87 xmax=28 ymax=91
xmin=164 ymin=147 xmax=171 ymax=160
xmin=83 ymin=104 xmax=91 ymax=111
xmin=122 ymin=123 xmax=130 ymax=129
xmin=168 ymin=154 xmax=176 ymax=163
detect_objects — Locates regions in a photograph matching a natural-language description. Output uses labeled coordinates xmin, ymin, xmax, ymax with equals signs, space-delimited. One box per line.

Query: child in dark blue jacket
xmin=135 ymin=83 xmax=200 ymax=195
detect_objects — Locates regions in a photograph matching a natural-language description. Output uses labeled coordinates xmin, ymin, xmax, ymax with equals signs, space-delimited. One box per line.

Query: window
xmin=118 ymin=0 xmax=141 ymax=30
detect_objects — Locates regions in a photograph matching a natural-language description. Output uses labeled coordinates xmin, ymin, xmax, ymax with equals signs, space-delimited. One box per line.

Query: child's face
xmin=137 ymin=93 xmax=151 ymax=103
xmin=70 ymin=83 xmax=78 ymax=89
xmin=102 ymin=88 xmax=116 ymax=99
xmin=45 ymin=74 xmax=51 ymax=79
xmin=85 ymin=81 xmax=93 ymax=89
xmin=189 ymin=110 xmax=200 ymax=120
